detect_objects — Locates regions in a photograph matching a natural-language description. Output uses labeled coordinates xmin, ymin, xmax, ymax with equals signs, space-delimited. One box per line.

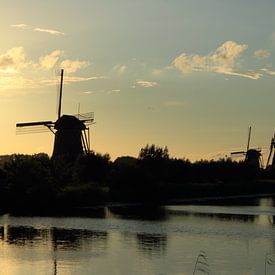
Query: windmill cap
xmin=54 ymin=115 xmax=86 ymax=130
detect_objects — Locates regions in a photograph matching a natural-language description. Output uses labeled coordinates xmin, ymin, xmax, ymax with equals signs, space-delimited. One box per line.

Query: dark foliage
xmin=4 ymin=154 xmax=55 ymax=208
xmin=0 ymin=144 xmax=273 ymax=211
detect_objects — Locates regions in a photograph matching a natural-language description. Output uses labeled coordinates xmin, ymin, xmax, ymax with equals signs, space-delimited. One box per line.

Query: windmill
xmin=266 ymin=132 xmax=275 ymax=169
xmin=230 ymin=126 xmax=263 ymax=169
xmin=16 ymin=69 xmax=94 ymax=160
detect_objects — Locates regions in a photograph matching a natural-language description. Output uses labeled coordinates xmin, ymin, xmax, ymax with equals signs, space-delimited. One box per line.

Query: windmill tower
xmin=266 ymin=132 xmax=275 ymax=169
xmin=230 ymin=127 xmax=262 ymax=169
xmin=16 ymin=69 xmax=94 ymax=160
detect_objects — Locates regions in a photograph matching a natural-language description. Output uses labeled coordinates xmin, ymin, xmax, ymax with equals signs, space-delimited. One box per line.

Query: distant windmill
xmin=266 ymin=132 xmax=275 ymax=169
xmin=16 ymin=69 xmax=94 ymax=160
xmin=230 ymin=126 xmax=263 ymax=169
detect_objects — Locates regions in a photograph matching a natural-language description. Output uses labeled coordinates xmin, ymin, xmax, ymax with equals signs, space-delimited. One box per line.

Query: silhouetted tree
xmin=4 ymin=154 xmax=55 ymax=208
xmin=139 ymin=144 xmax=169 ymax=161
xmin=73 ymin=151 xmax=111 ymax=184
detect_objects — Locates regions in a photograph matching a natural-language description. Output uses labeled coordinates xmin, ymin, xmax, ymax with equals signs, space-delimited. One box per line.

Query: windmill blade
xmin=16 ymin=125 xmax=53 ymax=135
xmin=246 ymin=126 xmax=252 ymax=152
xmin=16 ymin=121 xmax=54 ymax=127
xmin=57 ymin=69 xmax=64 ymax=119
xmin=74 ymin=112 xmax=95 ymax=126
xmin=230 ymin=151 xmax=246 ymax=155
xmin=266 ymin=134 xmax=275 ymax=168
xmin=16 ymin=120 xmax=54 ymax=135
xmin=76 ymin=112 xmax=94 ymax=120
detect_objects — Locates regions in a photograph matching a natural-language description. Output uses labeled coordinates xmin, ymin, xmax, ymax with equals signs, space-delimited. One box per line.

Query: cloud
xmin=218 ymin=70 xmax=262 ymax=80
xmin=63 ymin=76 xmax=106 ymax=83
xmin=60 ymin=59 xmax=89 ymax=73
xmin=39 ymin=51 xmax=89 ymax=73
xmin=0 ymin=47 xmax=90 ymax=75
xmin=173 ymin=41 xmax=261 ymax=79
xmin=39 ymin=76 xmax=105 ymax=86
xmin=113 ymin=64 xmax=127 ymax=74
xmin=10 ymin=24 xmax=28 ymax=29
xmin=136 ymin=80 xmax=158 ymax=88
xmin=39 ymin=50 xmax=64 ymax=70
xmin=83 ymin=91 xmax=94 ymax=94
xmin=0 ymin=47 xmax=97 ymax=92
xmin=261 ymin=68 xmax=275 ymax=76
xmin=0 ymin=75 xmax=105 ymax=91
xmin=0 ymin=76 xmax=41 ymax=91
xmin=10 ymin=24 xmax=65 ymax=36
xmin=34 ymin=28 xmax=65 ymax=36
xmin=107 ymin=89 xmax=120 ymax=95
xmin=254 ymin=49 xmax=270 ymax=59
xmin=0 ymin=47 xmax=27 ymax=73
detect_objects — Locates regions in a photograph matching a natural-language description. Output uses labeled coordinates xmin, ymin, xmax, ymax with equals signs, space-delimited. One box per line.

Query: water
xmin=1 ymin=198 xmax=275 ymax=274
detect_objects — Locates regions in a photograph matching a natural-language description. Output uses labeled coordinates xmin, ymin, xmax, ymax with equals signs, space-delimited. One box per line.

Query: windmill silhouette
xmin=16 ymin=69 xmax=94 ymax=160
xmin=266 ymin=132 xmax=275 ymax=169
xmin=230 ymin=126 xmax=262 ymax=169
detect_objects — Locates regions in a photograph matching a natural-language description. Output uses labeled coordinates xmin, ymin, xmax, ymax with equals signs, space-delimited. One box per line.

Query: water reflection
xmin=255 ymin=198 xmax=275 ymax=226
xmin=3 ymin=225 xmax=46 ymax=246
xmin=136 ymin=233 xmax=167 ymax=257
xmin=167 ymin=197 xmax=275 ymax=225
xmin=51 ymin=228 xmax=108 ymax=251
xmin=169 ymin=209 xmax=256 ymax=223
xmin=0 ymin=225 xmax=108 ymax=253
xmin=0 ymin=198 xmax=275 ymax=274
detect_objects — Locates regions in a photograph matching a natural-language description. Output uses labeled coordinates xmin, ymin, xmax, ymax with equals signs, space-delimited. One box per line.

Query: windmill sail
xmin=16 ymin=69 xmax=95 ymax=160
xmin=16 ymin=121 xmax=54 ymax=134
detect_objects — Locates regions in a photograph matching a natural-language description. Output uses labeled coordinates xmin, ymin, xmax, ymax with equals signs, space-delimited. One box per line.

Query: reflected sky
xmin=1 ymin=198 xmax=275 ymax=274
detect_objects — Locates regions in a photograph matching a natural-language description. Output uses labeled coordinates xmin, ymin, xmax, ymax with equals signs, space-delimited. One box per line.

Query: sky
xmin=0 ymin=0 xmax=275 ymax=161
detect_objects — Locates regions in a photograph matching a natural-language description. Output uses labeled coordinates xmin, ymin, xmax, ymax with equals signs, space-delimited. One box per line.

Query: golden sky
xmin=0 ymin=0 xmax=275 ymax=161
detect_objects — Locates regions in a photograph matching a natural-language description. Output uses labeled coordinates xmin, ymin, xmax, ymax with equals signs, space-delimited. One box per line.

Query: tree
xmin=139 ymin=144 xmax=169 ymax=161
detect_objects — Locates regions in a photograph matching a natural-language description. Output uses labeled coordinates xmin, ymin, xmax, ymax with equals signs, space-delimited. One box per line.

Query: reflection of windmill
xmin=266 ymin=132 xmax=275 ymax=169
xmin=16 ymin=69 xmax=94 ymax=160
xmin=230 ymin=126 xmax=262 ymax=169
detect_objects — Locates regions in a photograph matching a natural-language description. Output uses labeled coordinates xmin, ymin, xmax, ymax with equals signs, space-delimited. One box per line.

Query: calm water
xmin=1 ymin=198 xmax=275 ymax=274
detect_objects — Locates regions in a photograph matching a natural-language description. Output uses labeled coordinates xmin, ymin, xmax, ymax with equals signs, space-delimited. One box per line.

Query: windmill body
xmin=230 ymin=127 xmax=262 ymax=169
xmin=52 ymin=115 xmax=86 ymax=160
xmin=16 ymin=70 xmax=94 ymax=160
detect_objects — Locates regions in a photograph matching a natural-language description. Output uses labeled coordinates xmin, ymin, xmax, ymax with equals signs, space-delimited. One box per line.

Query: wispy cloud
xmin=113 ymin=64 xmax=127 ymax=74
xmin=136 ymin=80 xmax=158 ymax=88
xmin=173 ymin=41 xmax=261 ymax=80
xmin=261 ymin=68 xmax=275 ymax=76
xmin=10 ymin=23 xmax=28 ymax=29
xmin=60 ymin=59 xmax=89 ymax=73
xmin=34 ymin=28 xmax=64 ymax=36
xmin=0 ymin=75 xmax=105 ymax=91
xmin=218 ymin=70 xmax=262 ymax=80
xmin=254 ymin=49 xmax=270 ymax=59
xmin=39 ymin=76 xmax=106 ymax=85
xmin=63 ymin=76 xmax=106 ymax=83
xmin=107 ymin=89 xmax=121 ymax=94
xmin=10 ymin=23 xmax=65 ymax=36
xmin=0 ymin=76 xmax=41 ymax=91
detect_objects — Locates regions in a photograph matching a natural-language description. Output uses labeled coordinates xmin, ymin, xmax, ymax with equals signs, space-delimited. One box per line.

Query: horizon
xmin=0 ymin=1 xmax=275 ymax=162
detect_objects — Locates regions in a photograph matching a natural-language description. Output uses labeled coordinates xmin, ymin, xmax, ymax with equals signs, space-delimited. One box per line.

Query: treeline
xmin=0 ymin=144 xmax=273 ymax=211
